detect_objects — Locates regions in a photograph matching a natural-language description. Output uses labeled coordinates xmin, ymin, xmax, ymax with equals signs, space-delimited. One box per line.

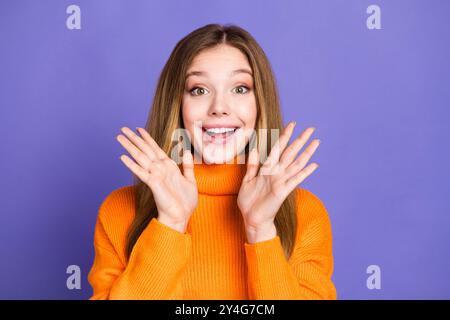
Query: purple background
xmin=1 ymin=0 xmax=449 ymax=299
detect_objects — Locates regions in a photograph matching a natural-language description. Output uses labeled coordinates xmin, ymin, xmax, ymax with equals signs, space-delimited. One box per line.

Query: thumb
xmin=182 ymin=148 xmax=196 ymax=183
xmin=243 ymin=147 xmax=259 ymax=182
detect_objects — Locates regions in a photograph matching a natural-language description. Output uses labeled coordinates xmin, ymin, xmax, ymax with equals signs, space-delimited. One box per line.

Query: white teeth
xmin=205 ymin=127 xmax=236 ymax=134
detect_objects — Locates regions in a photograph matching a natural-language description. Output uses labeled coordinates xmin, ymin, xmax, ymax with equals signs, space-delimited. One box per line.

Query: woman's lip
xmin=201 ymin=127 xmax=241 ymax=144
xmin=201 ymin=126 xmax=239 ymax=131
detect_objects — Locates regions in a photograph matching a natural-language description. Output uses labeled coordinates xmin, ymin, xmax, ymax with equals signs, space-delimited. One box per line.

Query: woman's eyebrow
xmin=231 ymin=68 xmax=253 ymax=77
xmin=185 ymin=68 xmax=253 ymax=79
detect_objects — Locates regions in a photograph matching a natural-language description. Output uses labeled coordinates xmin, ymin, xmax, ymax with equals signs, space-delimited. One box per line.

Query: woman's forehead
xmin=187 ymin=45 xmax=252 ymax=76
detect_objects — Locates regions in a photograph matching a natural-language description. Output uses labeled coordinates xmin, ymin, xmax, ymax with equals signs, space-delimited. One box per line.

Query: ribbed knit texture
xmin=88 ymin=157 xmax=337 ymax=300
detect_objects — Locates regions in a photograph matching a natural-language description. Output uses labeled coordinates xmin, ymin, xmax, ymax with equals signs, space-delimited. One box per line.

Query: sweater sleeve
xmin=244 ymin=188 xmax=337 ymax=300
xmin=88 ymin=214 xmax=192 ymax=300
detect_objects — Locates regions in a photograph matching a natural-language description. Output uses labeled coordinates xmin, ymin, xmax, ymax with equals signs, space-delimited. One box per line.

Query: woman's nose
xmin=208 ymin=95 xmax=231 ymax=116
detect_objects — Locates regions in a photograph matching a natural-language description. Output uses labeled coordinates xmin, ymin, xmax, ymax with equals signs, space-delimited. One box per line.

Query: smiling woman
xmin=182 ymin=44 xmax=257 ymax=163
xmin=88 ymin=23 xmax=336 ymax=300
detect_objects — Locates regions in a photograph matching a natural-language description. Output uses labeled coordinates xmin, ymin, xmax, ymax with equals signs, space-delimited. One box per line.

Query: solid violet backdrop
xmin=0 ymin=0 xmax=449 ymax=299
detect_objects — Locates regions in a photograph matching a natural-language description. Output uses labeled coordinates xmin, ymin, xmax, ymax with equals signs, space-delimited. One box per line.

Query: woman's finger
xmin=285 ymin=162 xmax=319 ymax=190
xmin=119 ymin=154 xmax=154 ymax=187
xmin=182 ymin=148 xmax=195 ymax=183
xmin=116 ymin=134 xmax=152 ymax=171
xmin=243 ymin=146 xmax=259 ymax=182
xmin=284 ymin=138 xmax=321 ymax=181
xmin=120 ymin=127 xmax=157 ymax=160
xmin=136 ymin=127 xmax=168 ymax=160
xmin=262 ymin=121 xmax=296 ymax=172
xmin=279 ymin=127 xmax=316 ymax=168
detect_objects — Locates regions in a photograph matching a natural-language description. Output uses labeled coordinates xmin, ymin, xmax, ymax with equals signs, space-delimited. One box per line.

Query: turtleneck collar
xmin=193 ymin=154 xmax=248 ymax=196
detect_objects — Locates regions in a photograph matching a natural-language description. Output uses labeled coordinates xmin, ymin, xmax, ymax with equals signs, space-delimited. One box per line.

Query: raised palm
xmin=117 ymin=127 xmax=197 ymax=228
xmin=237 ymin=122 xmax=321 ymax=229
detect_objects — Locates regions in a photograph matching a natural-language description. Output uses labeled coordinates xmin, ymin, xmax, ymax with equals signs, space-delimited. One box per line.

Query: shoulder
xmin=97 ymin=184 xmax=136 ymax=226
xmin=294 ymin=188 xmax=333 ymax=244
xmin=95 ymin=185 xmax=136 ymax=255
xmin=98 ymin=185 xmax=136 ymax=219
xmin=292 ymin=188 xmax=336 ymax=295
xmin=294 ymin=187 xmax=329 ymax=216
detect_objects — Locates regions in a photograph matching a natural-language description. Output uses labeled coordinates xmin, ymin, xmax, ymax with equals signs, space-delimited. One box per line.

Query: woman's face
xmin=182 ymin=44 xmax=257 ymax=164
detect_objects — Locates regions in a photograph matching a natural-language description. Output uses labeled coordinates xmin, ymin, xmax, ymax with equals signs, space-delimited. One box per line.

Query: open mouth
xmin=201 ymin=126 xmax=240 ymax=144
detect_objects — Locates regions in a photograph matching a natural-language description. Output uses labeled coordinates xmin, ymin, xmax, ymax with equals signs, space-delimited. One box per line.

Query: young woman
xmin=88 ymin=24 xmax=337 ymax=300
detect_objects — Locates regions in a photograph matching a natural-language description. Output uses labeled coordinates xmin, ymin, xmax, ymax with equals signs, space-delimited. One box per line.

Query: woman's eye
xmin=232 ymin=85 xmax=250 ymax=94
xmin=189 ymin=87 xmax=209 ymax=96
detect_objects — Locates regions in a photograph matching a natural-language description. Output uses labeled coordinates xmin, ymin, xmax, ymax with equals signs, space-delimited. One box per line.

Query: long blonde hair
xmin=126 ymin=24 xmax=297 ymax=260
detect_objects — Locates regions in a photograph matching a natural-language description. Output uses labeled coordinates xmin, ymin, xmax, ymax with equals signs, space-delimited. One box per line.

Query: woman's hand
xmin=116 ymin=127 xmax=198 ymax=233
xmin=237 ymin=122 xmax=321 ymax=243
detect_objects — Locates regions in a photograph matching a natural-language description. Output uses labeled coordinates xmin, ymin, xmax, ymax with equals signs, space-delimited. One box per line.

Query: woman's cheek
xmin=182 ymin=100 xmax=207 ymax=132
xmin=234 ymin=96 xmax=257 ymax=121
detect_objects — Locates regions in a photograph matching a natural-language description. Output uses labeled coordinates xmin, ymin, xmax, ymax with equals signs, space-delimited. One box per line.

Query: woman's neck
xmin=193 ymin=154 xmax=248 ymax=195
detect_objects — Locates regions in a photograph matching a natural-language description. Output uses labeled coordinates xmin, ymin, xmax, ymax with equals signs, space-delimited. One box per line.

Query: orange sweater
xmin=88 ymin=159 xmax=337 ymax=300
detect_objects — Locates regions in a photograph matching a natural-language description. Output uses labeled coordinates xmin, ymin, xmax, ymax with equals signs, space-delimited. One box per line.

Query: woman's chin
xmin=192 ymin=137 xmax=248 ymax=164
xmin=202 ymin=153 xmax=235 ymax=165
xmin=200 ymin=147 xmax=243 ymax=165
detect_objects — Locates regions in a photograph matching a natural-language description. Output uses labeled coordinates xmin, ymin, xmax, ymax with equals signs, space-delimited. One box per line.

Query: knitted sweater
xmin=88 ymin=159 xmax=337 ymax=299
